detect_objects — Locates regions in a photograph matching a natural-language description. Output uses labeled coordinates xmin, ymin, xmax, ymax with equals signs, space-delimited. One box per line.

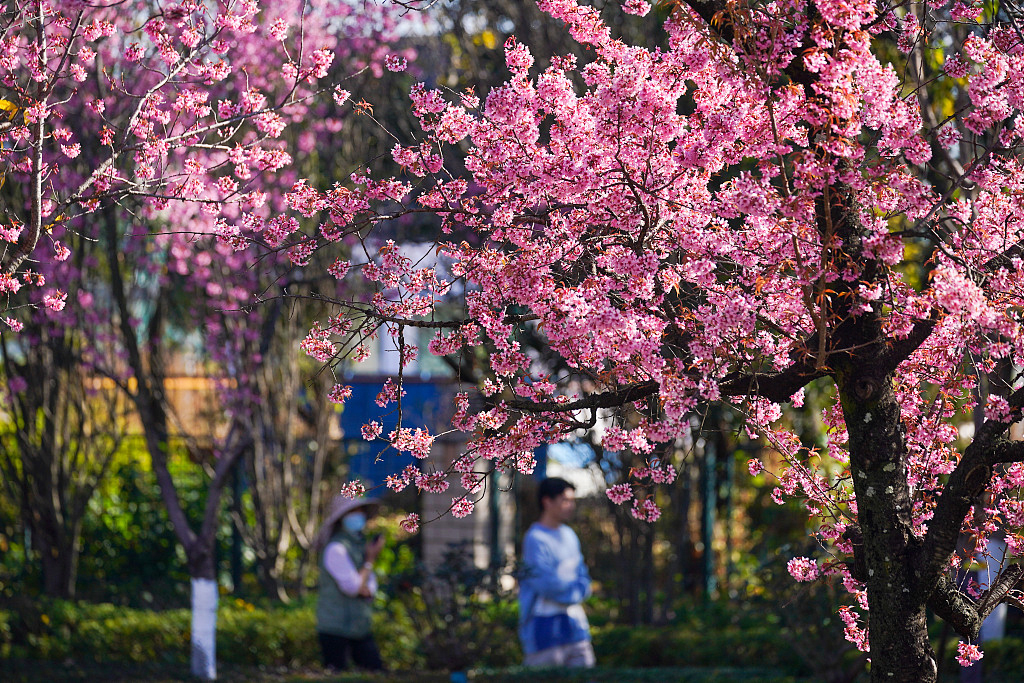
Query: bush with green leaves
xmin=0 ymin=598 xmax=310 ymax=665
xmin=0 ymin=592 xmax=498 ymax=670
xmin=1 ymin=593 xmax=1020 ymax=682
xmin=384 ymin=541 xmax=521 ymax=671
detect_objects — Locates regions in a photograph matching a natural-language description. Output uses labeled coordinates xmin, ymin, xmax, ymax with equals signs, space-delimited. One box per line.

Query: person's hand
xmin=357 ymin=584 xmax=373 ymax=598
xmin=366 ymin=534 xmax=385 ymax=563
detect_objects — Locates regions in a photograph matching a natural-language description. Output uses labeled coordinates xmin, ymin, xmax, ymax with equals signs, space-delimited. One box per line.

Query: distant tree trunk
xmin=1 ymin=322 xmax=123 ymax=601
xmin=36 ymin=521 xmax=82 ymax=599
xmin=223 ymin=304 xmax=337 ymax=605
xmin=102 ymin=210 xmax=248 ymax=680
xmin=641 ymin=522 xmax=655 ymax=624
xmin=676 ymin=455 xmax=698 ymax=597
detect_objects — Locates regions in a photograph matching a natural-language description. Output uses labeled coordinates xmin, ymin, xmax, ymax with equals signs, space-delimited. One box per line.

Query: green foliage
xmin=934 ymin=634 xmax=1024 ymax=683
xmin=0 ymin=434 xmax=233 ymax=608
xmin=216 ymin=599 xmax=320 ymax=666
xmin=592 ymin=615 xmax=805 ymax=672
xmin=76 ymin=454 xmax=193 ymax=607
xmin=0 ymin=593 xmax=505 ymax=670
xmin=0 ymin=661 xmax=807 ymax=683
xmin=0 ymin=598 xmax=289 ymax=665
xmin=3 ymin=595 xmax=1024 ymax=682
xmin=385 ymin=542 xmax=521 ymax=671
xmin=1 ymin=599 xmax=188 ymax=663
xmin=981 ymin=635 xmax=1024 ymax=672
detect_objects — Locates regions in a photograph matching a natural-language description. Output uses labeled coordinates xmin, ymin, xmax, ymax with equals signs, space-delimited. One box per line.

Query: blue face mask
xmin=342 ymin=511 xmax=367 ymax=534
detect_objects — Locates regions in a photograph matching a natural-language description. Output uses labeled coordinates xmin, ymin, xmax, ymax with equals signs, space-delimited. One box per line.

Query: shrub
xmin=591 ymin=622 xmax=803 ymax=671
xmin=216 ymin=600 xmax=319 ymax=667
xmin=0 ymin=595 xmax=480 ymax=670
xmin=385 ymin=542 xmax=521 ymax=671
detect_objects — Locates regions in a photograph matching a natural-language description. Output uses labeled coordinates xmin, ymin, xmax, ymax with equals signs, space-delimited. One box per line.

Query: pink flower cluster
xmin=606 ymin=483 xmax=632 ymax=504
xmin=956 ymin=642 xmax=984 ymax=667
xmin=389 ymin=427 xmax=434 ymax=459
xmin=631 ymin=498 xmax=661 ymax=523
xmin=400 ymin=513 xmax=420 ymax=534
xmin=786 ymin=557 xmax=820 ymax=582
xmin=328 ymin=384 xmax=353 ymax=404
xmin=338 ymin=481 xmax=366 ymax=500
xmin=451 ymin=497 xmax=474 ymax=518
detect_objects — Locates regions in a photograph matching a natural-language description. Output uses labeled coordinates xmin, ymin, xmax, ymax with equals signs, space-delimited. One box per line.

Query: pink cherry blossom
xmin=400 ymin=513 xmax=420 ymax=534
xmin=606 ymin=483 xmax=633 ymax=504
xmin=451 ymin=497 xmax=474 ymax=518
xmin=339 ymin=481 xmax=366 ymax=500
xmin=384 ymin=54 xmax=407 ymax=72
xmin=787 ymin=557 xmax=820 ymax=582
xmin=42 ymin=290 xmax=67 ymax=312
xmin=956 ymin=642 xmax=984 ymax=667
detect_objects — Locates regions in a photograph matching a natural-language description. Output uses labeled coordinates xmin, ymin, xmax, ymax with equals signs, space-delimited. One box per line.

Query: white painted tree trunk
xmin=191 ymin=578 xmax=218 ymax=680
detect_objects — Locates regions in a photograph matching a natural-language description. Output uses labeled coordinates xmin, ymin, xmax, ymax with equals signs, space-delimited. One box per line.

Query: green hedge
xmin=975 ymin=635 xmax=1024 ymax=670
xmin=0 ymin=597 xmax=505 ymax=670
xmin=3 ymin=597 xmax=1023 ymax=682
xmin=0 ymin=598 xmax=812 ymax=675
xmin=592 ymin=623 xmax=805 ymax=671
xmin=3 ymin=598 xmax=800 ymax=671
xmin=0 ymin=596 xmax=879 ymax=673
xmin=0 ymin=599 xmax=315 ymax=666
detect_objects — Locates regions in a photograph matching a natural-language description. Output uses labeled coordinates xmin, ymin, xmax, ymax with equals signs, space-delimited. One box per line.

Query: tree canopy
xmin=249 ymin=1 xmax=1024 ymax=681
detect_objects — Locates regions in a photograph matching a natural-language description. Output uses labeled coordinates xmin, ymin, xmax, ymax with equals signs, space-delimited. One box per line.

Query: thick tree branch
xmin=928 ymin=574 xmax=984 ymax=640
xmin=505 ymin=379 xmax=659 ymax=414
xmin=982 ymin=238 xmax=1024 ymax=276
xmin=978 ymin=564 xmax=1024 ymax=622
xmin=677 ymin=0 xmax=733 ymax=43
xmin=919 ymin=411 xmax=1024 ymax=601
xmin=876 ymin=313 xmax=939 ymax=374
xmin=928 ymin=565 xmax=1023 ymax=641
xmin=719 ymin=358 xmax=825 ymax=403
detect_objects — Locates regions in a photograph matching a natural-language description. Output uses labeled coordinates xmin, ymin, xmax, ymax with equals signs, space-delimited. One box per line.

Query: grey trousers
xmin=523 ymin=639 xmax=596 ymax=668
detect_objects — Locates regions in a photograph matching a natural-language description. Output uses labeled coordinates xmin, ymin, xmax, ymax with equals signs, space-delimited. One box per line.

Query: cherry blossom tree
xmin=0 ymin=302 xmax=130 ymax=599
xmin=251 ymin=1 xmax=1024 ymax=680
xmin=0 ymin=0 xmax=407 ymax=678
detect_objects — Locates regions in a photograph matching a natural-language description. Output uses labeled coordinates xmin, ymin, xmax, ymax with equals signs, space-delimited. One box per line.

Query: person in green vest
xmin=314 ymin=494 xmax=386 ymax=671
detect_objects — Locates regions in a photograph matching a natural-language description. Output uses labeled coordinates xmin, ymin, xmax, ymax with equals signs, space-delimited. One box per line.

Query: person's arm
xmin=522 ymin=533 xmax=589 ymax=604
xmin=356 ymin=535 xmax=385 ymax=598
xmin=324 ymin=542 xmax=364 ymax=597
xmin=577 ymin=555 xmax=593 ymax=600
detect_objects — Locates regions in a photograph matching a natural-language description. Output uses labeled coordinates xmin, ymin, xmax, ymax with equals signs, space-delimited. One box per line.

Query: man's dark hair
xmin=537 ymin=477 xmax=575 ymax=509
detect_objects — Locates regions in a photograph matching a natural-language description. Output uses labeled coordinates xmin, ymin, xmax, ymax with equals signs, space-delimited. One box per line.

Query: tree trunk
xmin=102 ymin=208 xmax=235 ymax=680
xmin=188 ymin=549 xmax=218 ymax=680
xmin=37 ymin=524 xmax=80 ymax=599
xmin=839 ymin=370 xmax=938 ymax=683
xmin=38 ymin=537 xmax=69 ymax=598
xmin=642 ymin=523 xmax=655 ymax=624
xmin=676 ymin=457 xmax=698 ymax=597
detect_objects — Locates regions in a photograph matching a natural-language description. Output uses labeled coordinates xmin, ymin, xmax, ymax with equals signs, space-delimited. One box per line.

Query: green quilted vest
xmin=315 ymin=529 xmax=373 ymax=638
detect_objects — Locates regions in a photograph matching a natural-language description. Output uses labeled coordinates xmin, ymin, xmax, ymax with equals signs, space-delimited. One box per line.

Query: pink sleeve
xmin=324 ymin=542 xmax=362 ymax=596
xmin=324 ymin=542 xmax=377 ymax=597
